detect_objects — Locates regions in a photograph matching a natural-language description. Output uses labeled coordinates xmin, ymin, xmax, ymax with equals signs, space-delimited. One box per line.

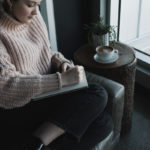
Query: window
xmin=119 ymin=0 xmax=150 ymax=56
xmin=39 ymin=0 xmax=58 ymax=51
xmin=110 ymin=0 xmax=150 ymax=64
xmin=110 ymin=0 xmax=150 ymax=89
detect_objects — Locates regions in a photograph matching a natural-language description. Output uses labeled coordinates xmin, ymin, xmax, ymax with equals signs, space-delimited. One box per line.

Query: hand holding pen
xmin=60 ymin=60 xmax=84 ymax=87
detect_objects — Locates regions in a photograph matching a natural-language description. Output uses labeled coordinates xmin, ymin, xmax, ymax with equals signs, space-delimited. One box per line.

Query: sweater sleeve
xmin=0 ymin=41 xmax=62 ymax=109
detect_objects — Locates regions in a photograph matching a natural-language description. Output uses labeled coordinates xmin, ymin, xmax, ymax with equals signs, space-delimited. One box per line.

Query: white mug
xmin=96 ymin=46 xmax=118 ymax=60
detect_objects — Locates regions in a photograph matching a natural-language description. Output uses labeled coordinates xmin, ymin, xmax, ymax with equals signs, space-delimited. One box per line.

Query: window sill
xmin=134 ymin=49 xmax=150 ymax=70
xmin=134 ymin=49 xmax=150 ymax=90
xmin=122 ymin=35 xmax=150 ymax=69
xmin=126 ymin=34 xmax=150 ymax=56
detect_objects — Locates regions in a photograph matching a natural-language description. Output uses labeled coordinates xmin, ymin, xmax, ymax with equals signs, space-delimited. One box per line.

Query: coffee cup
xmin=96 ymin=46 xmax=118 ymax=60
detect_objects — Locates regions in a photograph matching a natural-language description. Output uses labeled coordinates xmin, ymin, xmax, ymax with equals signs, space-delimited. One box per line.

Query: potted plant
xmin=84 ymin=16 xmax=117 ymax=49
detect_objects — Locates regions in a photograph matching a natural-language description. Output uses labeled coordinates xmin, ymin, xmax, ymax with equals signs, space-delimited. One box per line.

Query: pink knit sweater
xmin=0 ymin=9 xmax=69 ymax=109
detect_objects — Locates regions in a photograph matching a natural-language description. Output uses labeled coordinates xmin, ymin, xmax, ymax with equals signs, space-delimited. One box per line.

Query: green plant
xmin=109 ymin=26 xmax=117 ymax=42
xmin=84 ymin=16 xmax=117 ymax=43
xmin=84 ymin=17 xmax=110 ymax=35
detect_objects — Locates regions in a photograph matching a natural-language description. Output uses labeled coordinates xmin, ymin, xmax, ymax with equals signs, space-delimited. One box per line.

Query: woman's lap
xmin=0 ymin=82 xmax=111 ymax=145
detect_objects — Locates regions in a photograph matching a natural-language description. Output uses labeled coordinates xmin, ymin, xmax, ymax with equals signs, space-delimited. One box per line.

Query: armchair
xmin=5 ymin=71 xmax=124 ymax=150
xmin=86 ymin=71 xmax=124 ymax=150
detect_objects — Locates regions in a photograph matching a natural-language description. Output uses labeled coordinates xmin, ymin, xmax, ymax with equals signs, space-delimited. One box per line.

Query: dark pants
xmin=0 ymin=83 xmax=113 ymax=150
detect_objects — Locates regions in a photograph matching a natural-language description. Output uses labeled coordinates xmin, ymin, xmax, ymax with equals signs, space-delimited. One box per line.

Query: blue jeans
xmin=0 ymin=82 xmax=113 ymax=150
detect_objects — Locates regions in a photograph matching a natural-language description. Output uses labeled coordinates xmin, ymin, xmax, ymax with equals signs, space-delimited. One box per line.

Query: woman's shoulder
xmin=0 ymin=39 xmax=6 ymax=50
xmin=0 ymin=39 xmax=9 ymax=56
xmin=0 ymin=23 xmax=6 ymax=37
xmin=0 ymin=33 xmax=7 ymax=51
xmin=0 ymin=25 xmax=4 ymax=37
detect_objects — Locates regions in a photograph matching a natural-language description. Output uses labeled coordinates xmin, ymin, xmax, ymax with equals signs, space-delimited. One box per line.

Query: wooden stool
xmin=74 ymin=42 xmax=137 ymax=134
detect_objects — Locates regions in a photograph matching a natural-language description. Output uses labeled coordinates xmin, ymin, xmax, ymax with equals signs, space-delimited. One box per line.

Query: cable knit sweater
xmin=0 ymin=8 xmax=69 ymax=109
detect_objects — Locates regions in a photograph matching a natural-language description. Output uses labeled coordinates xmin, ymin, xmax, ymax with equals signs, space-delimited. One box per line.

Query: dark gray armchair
xmin=86 ymin=71 xmax=124 ymax=150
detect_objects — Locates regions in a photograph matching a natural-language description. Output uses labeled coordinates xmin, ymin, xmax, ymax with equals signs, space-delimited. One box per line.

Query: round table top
xmin=74 ymin=42 xmax=136 ymax=69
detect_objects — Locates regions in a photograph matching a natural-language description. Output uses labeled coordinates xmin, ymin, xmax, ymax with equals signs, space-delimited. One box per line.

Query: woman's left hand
xmin=60 ymin=62 xmax=72 ymax=73
xmin=51 ymin=53 xmax=71 ymax=72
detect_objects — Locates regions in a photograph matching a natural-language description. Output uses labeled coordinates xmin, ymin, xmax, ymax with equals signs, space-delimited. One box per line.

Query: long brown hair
xmin=2 ymin=0 xmax=18 ymax=13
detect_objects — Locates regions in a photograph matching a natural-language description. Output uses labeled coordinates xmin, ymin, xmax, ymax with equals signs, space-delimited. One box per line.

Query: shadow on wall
xmin=53 ymin=0 xmax=89 ymax=59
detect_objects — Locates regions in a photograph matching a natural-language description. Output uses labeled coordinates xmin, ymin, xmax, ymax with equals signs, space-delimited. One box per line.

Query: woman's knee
xmin=67 ymin=82 xmax=108 ymax=113
xmin=87 ymin=82 xmax=108 ymax=110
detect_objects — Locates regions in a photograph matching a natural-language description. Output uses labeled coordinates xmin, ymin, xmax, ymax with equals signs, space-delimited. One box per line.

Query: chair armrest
xmin=86 ymin=71 xmax=124 ymax=135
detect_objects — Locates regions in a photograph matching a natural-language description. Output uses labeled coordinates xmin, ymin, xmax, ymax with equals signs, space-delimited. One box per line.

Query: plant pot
xmin=88 ymin=33 xmax=109 ymax=50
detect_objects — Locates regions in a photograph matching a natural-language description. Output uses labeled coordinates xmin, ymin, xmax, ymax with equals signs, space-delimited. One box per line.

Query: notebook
xmin=32 ymin=67 xmax=88 ymax=101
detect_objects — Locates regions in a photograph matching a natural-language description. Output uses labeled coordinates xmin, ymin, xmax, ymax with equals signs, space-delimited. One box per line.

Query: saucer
xmin=94 ymin=52 xmax=119 ymax=64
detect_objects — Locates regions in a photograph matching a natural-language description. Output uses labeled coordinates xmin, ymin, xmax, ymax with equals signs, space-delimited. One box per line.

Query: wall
xmin=53 ymin=0 xmax=100 ymax=59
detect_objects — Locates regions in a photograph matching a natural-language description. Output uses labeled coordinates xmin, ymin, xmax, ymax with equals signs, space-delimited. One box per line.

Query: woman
xmin=0 ymin=0 xmax=113 ymax=150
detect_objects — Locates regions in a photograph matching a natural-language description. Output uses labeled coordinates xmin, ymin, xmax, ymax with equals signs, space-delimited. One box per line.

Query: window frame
xmin=110 ymin=0 xmax=150 ymax=66
xmin=39 ymin=0 xmax=58 ymax=51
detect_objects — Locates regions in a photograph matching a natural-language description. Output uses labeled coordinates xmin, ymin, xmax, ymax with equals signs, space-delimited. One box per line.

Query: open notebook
xmin=32 ymin=70 xmax=88 ymax=101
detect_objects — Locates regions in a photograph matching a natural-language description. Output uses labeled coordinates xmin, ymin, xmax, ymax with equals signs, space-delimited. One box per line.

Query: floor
xmin=114 ymin=83 xmax=150 ymax=150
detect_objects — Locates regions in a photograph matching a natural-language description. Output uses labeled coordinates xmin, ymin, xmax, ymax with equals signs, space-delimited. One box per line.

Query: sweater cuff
xmin=56 ymin=72 xmax=62 ymax=89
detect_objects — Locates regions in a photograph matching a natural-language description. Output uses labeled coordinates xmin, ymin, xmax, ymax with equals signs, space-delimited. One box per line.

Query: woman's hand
xmin=61 ymin=65 xmax=84 ymax=87
xmin=51 ymin=53 xmax=71 ymax=72
xmin=51 ymin=53 xmax=63 ymax=69
xmin=61 ymin=62 xmax=72 ymax=73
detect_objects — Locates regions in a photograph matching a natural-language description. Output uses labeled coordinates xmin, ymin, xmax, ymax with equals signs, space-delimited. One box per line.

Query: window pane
xmin=139 ymin=0 xmax=150 ymax=36
xmin=119 ymin=0 xmax=140 ymax=42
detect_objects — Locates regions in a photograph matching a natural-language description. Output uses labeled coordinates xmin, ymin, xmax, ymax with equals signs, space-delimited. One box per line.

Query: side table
xmin=74 ymin=42 xmax=137 ymax=135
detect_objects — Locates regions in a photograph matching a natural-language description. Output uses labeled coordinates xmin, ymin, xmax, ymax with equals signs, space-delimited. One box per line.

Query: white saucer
xmin=94 ymin=53 xmax=119 ymax=64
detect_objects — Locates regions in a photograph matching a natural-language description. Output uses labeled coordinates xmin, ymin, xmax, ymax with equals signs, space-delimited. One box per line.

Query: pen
xmin=70 ymin=60 xmax=75 ymax=67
